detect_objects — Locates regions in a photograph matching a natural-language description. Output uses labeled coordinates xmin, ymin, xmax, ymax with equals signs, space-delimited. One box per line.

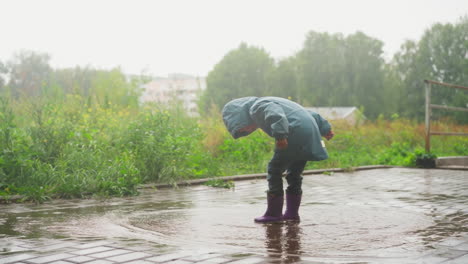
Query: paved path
xmin=1 ymin=168 xmax=467 ymax=264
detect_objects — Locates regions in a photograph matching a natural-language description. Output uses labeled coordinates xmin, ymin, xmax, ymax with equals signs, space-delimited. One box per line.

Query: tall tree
xmin=296 ymin=31 xmax=347 ymax=107
xmin=344 ymin=32 xmax=385 ymax=118
xmin=50 ymin=66 xmax=143 ymax=107
xmin=91 ymin=68 xmax=141 ymax=108
xmin=7 ymin=51 xmax=52 ymax=98
xmin=51 ymin=66 xmax=95 ymax=96
xmin=295 ymin=31 xmax=386 ymax=118
xmin=0 ymin=61 xmax=7 ymax=93
xmin=199 ymin=43 xmax=274 ymax=113
xmin=391 ymin=40 xmax=420 ymax=118
xmin=381 ymin=62 xmax=406 ymax=117
xmin=393 ymin=16 xmax=468 ymax=121
xmin=268 ymin=57 xmax=299 ymax=100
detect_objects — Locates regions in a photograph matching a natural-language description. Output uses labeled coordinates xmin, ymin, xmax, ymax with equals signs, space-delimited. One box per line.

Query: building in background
xmin=140 ymin=74 xmax=206 ymax=116
xmin=305 ymin=107 xmax=366 ymax=125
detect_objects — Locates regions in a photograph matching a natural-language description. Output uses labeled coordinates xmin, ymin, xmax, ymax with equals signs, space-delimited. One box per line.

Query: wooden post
xmin=425 ymin=82 xmax=431 ymax=153
xmin=422 ymin=79 xmax=468 ymax=150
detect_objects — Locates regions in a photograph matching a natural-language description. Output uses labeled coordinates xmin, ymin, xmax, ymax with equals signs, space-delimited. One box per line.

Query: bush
xmin=0 ymin=96 xmax=210 ymax=201
xmin=1 ymin=94 xmax=467 ymax=202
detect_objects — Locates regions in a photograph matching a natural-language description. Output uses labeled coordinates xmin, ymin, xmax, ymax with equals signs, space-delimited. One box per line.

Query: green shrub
xmin=1 ymin=93 xmax=467 ymax=201
xmin=204 ymin=179 xmax=235 ymax=189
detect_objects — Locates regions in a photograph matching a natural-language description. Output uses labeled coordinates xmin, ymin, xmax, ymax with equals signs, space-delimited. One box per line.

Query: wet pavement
xmin=1 ymin=167 xmax=467 ymax=264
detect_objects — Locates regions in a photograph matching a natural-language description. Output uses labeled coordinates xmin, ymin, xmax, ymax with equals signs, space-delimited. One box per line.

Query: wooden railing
xmin=424 ymin=80 xmax=468 ymax=152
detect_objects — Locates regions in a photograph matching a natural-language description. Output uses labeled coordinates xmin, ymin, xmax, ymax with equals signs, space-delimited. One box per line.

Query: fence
xmin=424 ymin=79 xmax=468 ymax=152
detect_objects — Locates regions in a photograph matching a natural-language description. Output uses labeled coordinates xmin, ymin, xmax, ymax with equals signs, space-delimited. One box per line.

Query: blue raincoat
xmin=222 ymin=96 xmax=331 ymax=161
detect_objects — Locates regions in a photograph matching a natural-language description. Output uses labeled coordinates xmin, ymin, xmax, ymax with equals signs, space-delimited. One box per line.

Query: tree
xmin=392 ymin=16 xmax=468 ymax=121
xmin=51 ymin=66 xmax=96 ymax=97
xmin=295 ymin=31 xmax=386 ymax=118
xmin=0 ymin=61 xmax=7 ymax=94
xmin=7 ymin=50 xmax=52 ymax=98
xmin=391 ymin=40 xmax=420 ymax=118
xmin=295 ymin=31 xmax=346 ymax=106
xmin=199 ymin=43 xmax=275 ymax=113
xmin=91 ymin=68 xmax=141 ymax=108
xmin=51 ymin=66 xmax=142 ymax=108
xmin=381 ymin=62 xmax=406 ymax=117
xmin=268 ymin=57 xmax=300 ymax=100
xmin=343 ymin=31 xmax=386 ymax=118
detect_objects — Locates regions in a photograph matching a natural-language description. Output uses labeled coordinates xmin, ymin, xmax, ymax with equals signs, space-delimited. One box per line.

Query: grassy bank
xmin=1 ymin=97 xmax=467 ymax=202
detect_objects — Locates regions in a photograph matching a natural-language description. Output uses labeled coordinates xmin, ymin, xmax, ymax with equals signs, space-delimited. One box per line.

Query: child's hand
xmin=276 ymin=138 xmax=288 ymax=149
xmin=324 ymin=130 xmax=334 ymax=141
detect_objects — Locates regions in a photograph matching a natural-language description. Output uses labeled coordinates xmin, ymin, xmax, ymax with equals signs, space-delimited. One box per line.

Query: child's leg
xmin=267 ymin=155 xmax=289 ymax=195
xmin=254 ymin=154 xmax=288 ymax=223
xmin=283 ymin=160 xmax=307 ymax=221
xmin=285 ymin=160 xmax=307 ymax=194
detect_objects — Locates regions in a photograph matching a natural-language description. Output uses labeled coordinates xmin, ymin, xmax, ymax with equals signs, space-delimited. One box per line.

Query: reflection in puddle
xmin=126 ymin=205 xmax=433 ymax=256
xmin=264 ymin=222 xmax=302 ymax=263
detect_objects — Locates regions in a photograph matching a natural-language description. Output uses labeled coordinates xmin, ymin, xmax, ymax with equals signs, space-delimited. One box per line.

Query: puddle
xmin=0 ymin=168 xmax=467 ymax=261
xmin=126 ymin=204 xmax=432 ymax=254
xmin=414 ymin=210 xmax=468 ymax=247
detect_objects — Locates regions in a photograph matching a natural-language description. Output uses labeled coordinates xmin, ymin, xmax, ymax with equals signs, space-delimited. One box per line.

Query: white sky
xmin=1 ymin=0 xmax=467 ymax=77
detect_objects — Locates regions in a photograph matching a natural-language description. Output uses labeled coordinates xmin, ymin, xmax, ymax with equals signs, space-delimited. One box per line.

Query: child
xmin=222 ymin=96 xmax=334 ymax=223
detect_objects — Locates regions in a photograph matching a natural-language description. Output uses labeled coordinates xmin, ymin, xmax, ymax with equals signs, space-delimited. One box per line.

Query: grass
xmin=0 ymin=96 xmax=467 ymax=202
xmin=204 ymin=179 xmax=235 ymax=189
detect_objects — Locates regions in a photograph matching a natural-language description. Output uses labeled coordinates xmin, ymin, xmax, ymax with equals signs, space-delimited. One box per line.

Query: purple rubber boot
xmin=254 ymin=194 xmax=284 ymax=223
xmin=282 ymin=193 xmax=302 ymax=221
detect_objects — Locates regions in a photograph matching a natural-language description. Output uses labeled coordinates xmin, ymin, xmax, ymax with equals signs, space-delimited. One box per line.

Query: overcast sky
xmin=1 ymin=0 xmax=467 ymax=77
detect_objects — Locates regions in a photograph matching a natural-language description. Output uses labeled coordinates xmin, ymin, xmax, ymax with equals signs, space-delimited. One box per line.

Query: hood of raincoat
xmin=307 ymin=110 xmax=332 ymax=136
xmin=222 ymin=97 xmax=258 ymax=139
xmin=222 ymin=96 xmax=330 ymax=161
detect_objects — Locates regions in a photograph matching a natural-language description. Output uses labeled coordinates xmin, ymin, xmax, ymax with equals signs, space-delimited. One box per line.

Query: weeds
xmin=0 ymin=94 xmax=467 ymax=201
xmin=204 ymin=179 xmax=235 ymax=189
